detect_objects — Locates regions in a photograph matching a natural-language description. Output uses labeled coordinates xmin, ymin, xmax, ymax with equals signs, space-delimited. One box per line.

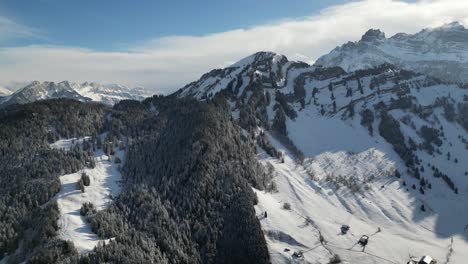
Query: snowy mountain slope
xmin=177 ymin=51 xmax=468 ymax=263
xmin=255 ymin=137 xmax=467 ymax=264
xmin=0 ymin=81 xmax=150 ymax=107
xmin=315 ymin=22 xmax=468 ymax=84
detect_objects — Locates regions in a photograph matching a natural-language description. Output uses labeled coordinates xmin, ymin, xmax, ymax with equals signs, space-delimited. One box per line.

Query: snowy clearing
xmin=51 ymin=137 xmax=124 ymax=253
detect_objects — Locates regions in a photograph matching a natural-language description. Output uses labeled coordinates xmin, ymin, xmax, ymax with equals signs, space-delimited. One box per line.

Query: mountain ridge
xmin=173 ymin=49 xmax=468 ymax=263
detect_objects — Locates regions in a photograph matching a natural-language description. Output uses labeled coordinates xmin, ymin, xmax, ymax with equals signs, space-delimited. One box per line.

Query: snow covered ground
xmin=254 ymin=133 xmax=468 ymax=264
xmin=50 ymin=137 xmax=91 ymax=151
xmin=51 ymin=137 xmax=124 ymax=253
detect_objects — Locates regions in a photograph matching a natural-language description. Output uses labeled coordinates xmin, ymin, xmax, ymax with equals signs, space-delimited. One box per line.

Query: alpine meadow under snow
xmin=0 ymin=21 xmax=467 ymax=264
xmin=50 ymin=136 xmax=124 ymax=253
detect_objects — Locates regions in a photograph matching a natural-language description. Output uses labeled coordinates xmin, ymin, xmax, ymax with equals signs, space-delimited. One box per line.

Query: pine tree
xmin=357 ymin=78 xmax=364 ymax=94
xmin=81 ymin=172 xmax=91 ymax=186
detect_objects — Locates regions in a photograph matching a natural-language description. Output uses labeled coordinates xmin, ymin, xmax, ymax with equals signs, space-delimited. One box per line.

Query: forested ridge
xmin=84 ymin=96 xmax=270 ymax=264
xmin=0 ymin=97 xmax=271 ymax=264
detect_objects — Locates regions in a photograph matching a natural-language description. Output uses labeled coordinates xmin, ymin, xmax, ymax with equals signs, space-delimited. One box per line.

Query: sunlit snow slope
xmin=255 ymin=133 xmax=467 ymax=264
xmin=178 ymin=51 xmax=468 ymax=263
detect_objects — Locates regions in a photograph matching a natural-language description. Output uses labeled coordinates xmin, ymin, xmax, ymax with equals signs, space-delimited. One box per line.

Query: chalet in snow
xmin=407 ymin=255 xmax=436 ymax=264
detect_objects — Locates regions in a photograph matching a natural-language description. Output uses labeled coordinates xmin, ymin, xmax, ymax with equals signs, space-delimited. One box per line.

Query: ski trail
xmin=51 ymin=137 xmax=124 ymax=253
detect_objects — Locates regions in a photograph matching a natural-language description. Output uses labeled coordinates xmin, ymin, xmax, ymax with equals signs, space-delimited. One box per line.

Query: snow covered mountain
xmin=0 ymin=81 xmax=150 ymax=107
xmin=177 ymin=51 xmax=468 ymax=263
xmin=315 ymin=22 xmax=468 ymax=84
xmin=0 ymin=81 xmax=90 ymax=106
xmin=74 ymin=82 xmax=150 ymax=105
xmin=0 ymin=86 xmax=12 ymax=96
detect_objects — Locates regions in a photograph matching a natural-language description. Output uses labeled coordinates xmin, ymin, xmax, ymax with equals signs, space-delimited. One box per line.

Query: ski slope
xmin=51 ymin=137 xmax=124 ymax=253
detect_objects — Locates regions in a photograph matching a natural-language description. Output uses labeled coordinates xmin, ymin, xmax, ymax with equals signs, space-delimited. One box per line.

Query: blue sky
xmin=0 ymin=0 xmax=347 ymax=50
xmin=0 ymin=0 xmax=466 ymax=93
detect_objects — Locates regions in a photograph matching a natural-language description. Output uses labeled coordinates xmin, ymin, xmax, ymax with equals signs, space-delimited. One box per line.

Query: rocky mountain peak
xmin=360 ymin=29 xmax=386 ymax=42
xmin=437 ymin=21 xmax=466 ymax=31
xmin=315 ymin=23 xmax=468 ymax=83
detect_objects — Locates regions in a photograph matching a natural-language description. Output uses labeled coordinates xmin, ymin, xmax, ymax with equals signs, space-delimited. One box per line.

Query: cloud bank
xmin=0 ymin=0 xmax=467 ymax=93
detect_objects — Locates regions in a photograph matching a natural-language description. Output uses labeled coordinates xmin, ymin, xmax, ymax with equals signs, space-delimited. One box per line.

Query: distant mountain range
xmin=315 ymin=22 xmax=468 ymax=83
xmin=0 ymin=81 xmax=151 ymax=107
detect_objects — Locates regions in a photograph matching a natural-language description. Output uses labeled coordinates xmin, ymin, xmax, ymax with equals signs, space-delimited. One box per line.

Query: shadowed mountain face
xmin=315 ymin=22 xmax=468 ymax=84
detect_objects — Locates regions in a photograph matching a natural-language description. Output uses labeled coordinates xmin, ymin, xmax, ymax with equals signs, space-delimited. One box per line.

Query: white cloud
xmin=0 ymin=16 xmax=40 ymax=43
xmin=0 ymin=0 xmax=467 ymax=94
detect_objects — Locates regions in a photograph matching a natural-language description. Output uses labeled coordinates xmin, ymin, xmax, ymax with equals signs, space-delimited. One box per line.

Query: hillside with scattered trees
xmin=0 ymin=99 xmax=108 ymax=262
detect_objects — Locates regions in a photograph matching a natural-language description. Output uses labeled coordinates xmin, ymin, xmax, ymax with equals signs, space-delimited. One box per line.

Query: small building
xmin=292 ymin=251 xmax=304 ymax=260
xmin=419 ymin=255 xmax=436 ymax=264
xmin=341 ymin=225 xmax=350 ymax=234
xmin=358 ymin=235 xmax=369 ymax=246
xmin=407 ymin=255 xmax=436 ymax=264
